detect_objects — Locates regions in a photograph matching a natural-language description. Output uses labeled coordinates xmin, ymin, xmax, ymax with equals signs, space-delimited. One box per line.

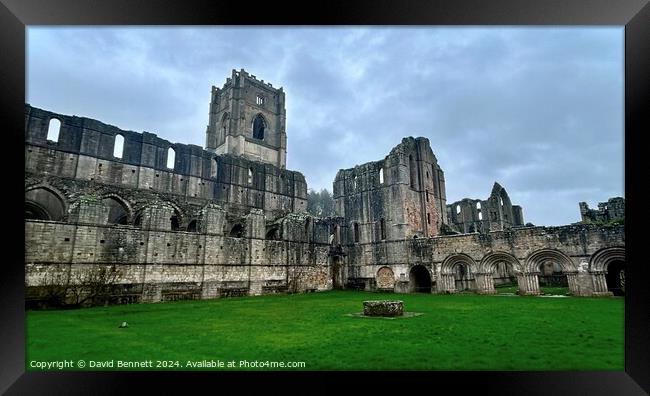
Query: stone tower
xmin=333 ymin=137 xmax=447 ymax=243
xmin=205 ymin=69 xmax=287 ymax=169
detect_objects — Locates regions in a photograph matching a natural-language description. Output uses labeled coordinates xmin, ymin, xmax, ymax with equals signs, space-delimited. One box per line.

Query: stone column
xmin=590 ymin=271 xmax=612 ymax=296
xmin=202 ymin=204 xmax=226 ymax=235
xmin=566 ymin=272 xmax=582 ymax=296
xmin=437 ymin=273 xmax=456 ymax=293
xmin=517 ymin=272 xmax=540 ymax=295
xmin=475 ymin=272 xmax=496 ymax=294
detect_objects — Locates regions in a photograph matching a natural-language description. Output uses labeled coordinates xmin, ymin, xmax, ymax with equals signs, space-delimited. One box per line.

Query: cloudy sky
xmin=27 ymin=27 xmax=624 ymax=226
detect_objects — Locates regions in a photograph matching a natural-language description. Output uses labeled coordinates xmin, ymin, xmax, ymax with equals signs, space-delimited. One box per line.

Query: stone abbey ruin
xmin=25 ymin=69 xmax=626 ymax=307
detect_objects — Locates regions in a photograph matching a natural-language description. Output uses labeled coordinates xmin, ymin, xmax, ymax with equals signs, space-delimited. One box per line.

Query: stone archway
xmin=440 ymin=254 xmax=478 ymax=293
xmin=605 ymin=260 xmax=625 ymax=296
xmin=376 ymin=266 xmax=395 ymax=291
xmin=409 ymin=265 xmax=432 ymax=293
xmin=525 ymin=249 xmax=578 ymax=295
xmin=478 ymin=252 xmax=522 ymax=294
xmin=589 ymin=247 xmax=625 ymax=296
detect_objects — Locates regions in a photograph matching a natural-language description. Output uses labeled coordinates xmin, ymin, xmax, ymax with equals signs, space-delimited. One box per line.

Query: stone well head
xmin=363 ymin=300 xmax=404 ymax=317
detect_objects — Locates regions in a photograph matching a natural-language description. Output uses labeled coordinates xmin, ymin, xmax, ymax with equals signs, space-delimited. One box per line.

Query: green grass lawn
xmin=26 ymin=290 xmax=623 ymax=371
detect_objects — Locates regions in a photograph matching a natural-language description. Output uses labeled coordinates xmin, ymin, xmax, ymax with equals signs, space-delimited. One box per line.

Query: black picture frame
xmin=1 ymin=0 xmax=647 ymax=394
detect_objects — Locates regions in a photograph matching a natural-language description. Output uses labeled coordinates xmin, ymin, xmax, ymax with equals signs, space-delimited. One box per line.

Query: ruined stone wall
xmin=344 ymin=223 xmax=624 ymax=296
xmin=25 ymin=104 xmax=306 ymax=217
xmin=333 ymin=137 xmax=447 ymax=243
xmin=579 ymin=197 xmax=625 ymax=224
xmin=447 ymin=182 xmax=525 ymax=233
xmin=25 ymin=210 xmax=334 ymax=304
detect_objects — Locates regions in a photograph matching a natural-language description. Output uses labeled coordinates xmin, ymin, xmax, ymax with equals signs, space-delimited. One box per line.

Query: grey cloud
xmin=27 ymin=27 xmax=623 ymax=226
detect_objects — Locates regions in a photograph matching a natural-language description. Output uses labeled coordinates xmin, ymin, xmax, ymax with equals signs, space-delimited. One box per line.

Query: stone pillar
xmin=475 ymin=272 xmax=496 ymax=294
xmin=566 ymin=272 xmax=581 ymax=296
xmin=68 ymin=196 xmax=110 ymax=225
xmin=245 ymin=209 xmax=265 ymax=239
xmin=437 ymin=273 xmax=456 ymax=293
xmin=140 ymin=204 xmax=174 ymax=231
xmin=590 ymin=271 xmax=612 ymax=296
xmin=202 ymin=204 xmax=226 ymax=235
xmin=517 ymin=272 xmax=540 ymax=295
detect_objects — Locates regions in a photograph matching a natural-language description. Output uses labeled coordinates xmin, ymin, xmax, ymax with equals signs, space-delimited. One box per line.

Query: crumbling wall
xmin=25 ymin=104 xmax=306 ymax=218
xmin=579 ymin=197 xmax=625 ymax=224
xmin=446 ymin=182 xmax=525 ymax=234
xmin=333 ymin=137 xmax=447 ymax=244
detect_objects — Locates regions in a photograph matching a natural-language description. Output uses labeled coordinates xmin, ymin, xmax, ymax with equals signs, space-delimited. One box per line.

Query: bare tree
xmin=69 ymin=265 xmax=124 ymax=307
xmin=33 ymin=265 xmax=124 ymax=308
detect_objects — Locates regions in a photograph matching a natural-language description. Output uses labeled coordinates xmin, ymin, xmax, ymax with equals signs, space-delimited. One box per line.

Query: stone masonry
xmin=25 ymin=70 xmax=625 ymax=305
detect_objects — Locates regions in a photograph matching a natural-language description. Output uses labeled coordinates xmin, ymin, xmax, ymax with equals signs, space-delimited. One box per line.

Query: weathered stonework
xmin=579 ymin=197 xmax=625 ymax=224
xmin=363 ymin=300 xmax=404 ymax=317
xmin=25 ymin=70 xmax=625 ymax=306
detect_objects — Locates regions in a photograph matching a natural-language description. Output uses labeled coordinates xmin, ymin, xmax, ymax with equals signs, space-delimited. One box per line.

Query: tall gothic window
xmin=252 ymin=114 xmax=265 ymax=140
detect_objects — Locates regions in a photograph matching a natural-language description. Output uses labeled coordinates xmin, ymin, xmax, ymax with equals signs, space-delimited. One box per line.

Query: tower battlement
xmin=205 ymin=69 xmax=287 ymax=169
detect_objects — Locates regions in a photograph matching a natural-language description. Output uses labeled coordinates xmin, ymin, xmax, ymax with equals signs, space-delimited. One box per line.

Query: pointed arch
xmin=252 ymin=113 xmax=266 ymax=140
xmin=211 ymin=157 xmax=219 ymax=178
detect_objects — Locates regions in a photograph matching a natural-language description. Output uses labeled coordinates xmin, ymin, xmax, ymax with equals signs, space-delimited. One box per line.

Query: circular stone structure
xmin=363 ymin=300 xmax=404 ymax=317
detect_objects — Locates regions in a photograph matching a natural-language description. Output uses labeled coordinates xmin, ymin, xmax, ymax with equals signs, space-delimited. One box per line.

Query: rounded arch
xmin=100 ymin=193 xmax=133 ymax=224
xmin=409 ymin=265 xmax=432 ymax=293
xmin=441 ymin=253 xmax=478 ymax=274
xmin=46 ymin=117 xmax=62 ymax=142
xmin=589 ymin=246 xmax=625 ymax=272
xmin=251 ymin=113 xmax=267 ymax=140
xmin=480 ymin=251 xmax=522 ymax=273
xmin=376 ymin=266 xmax=395 ymax=290
xmin=25 ymin=185 xmax=68 ymax=221
xmin=525 ymin=249 xmax=576 ymax=273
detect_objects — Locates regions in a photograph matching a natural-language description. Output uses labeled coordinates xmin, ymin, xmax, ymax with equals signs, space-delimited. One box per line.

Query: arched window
xmin=456 ymin=205 xmax=461 ymax=215
xmin=221 ymin=113 xmax=229 ymax=139
xmin=102 ymin=197 xmax=129 ymax=224
xmin=427 ymin=213 xmax=431 ymax=225
xmin=305 ymin=218 xmax=311 ymax=242
xmin=187 ymin=219 xmax=198 ymax=232
xmin=47 ymin=118 xmax=61 ymax=142
xmin=252 ymin=114 xmax=265 ymax=140
xmin=113 ymin=134 xmax=125 ymax=158
xmin=380 ymin=218 xmax=386 ymax=240
xmin=211 ymin=158 xmax=218 ymax=178
xmin=476 ymin=202 xmax=481 ymax=210
xmin=25 ymin=187 xmax=66 ymax=221
xmin=478 ymin=212 xmax=483 ymax=220
xmin=379 ymin=168 xmax=384 ymax=184
xmin=409 ymin=154 xmax=417 ymax=189
xmin=353 ymin=223 xmax=360 ymax=243
xmin=230 ymin=224 xmax=244 ymax=238
xmin=170 ymin=214 xmax=180 ymax=231
xmin=248 ymin=168 xmax=253 ymax=185
xmin=166 ymin=147 xmax=175 ymax=169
